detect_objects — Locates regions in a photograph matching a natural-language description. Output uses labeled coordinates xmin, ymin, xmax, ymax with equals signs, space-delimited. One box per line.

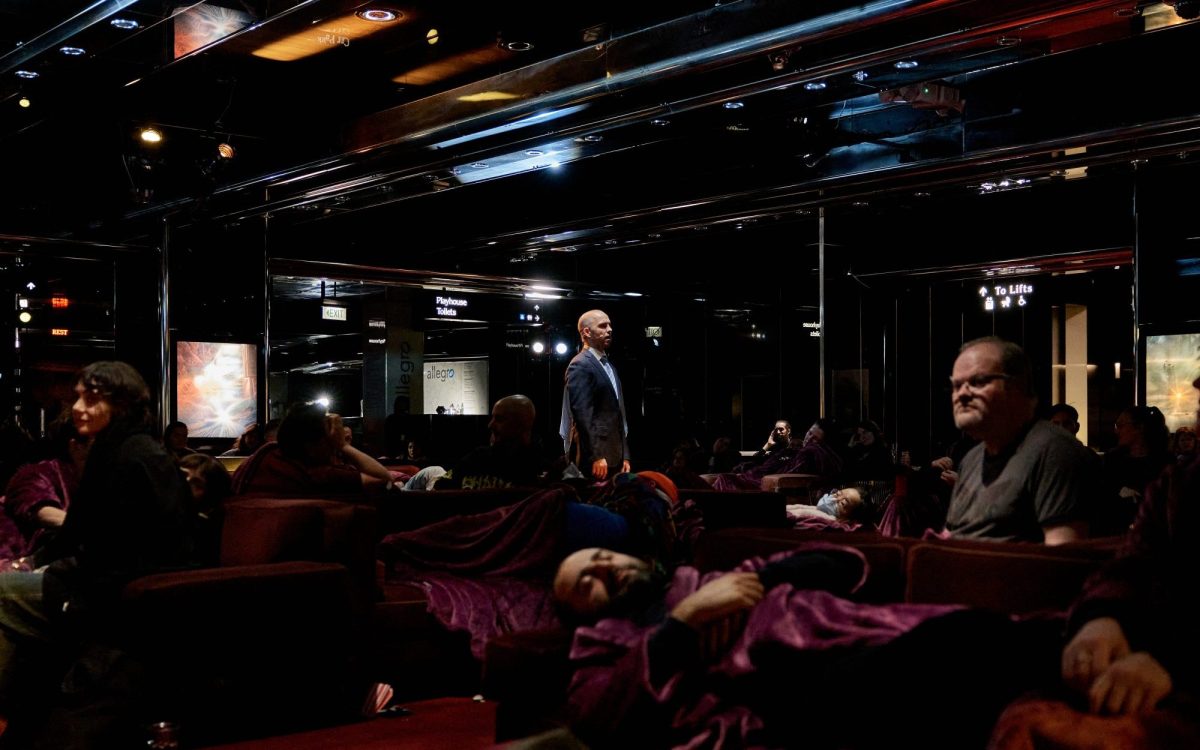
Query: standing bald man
xmin=562 ymin=309 xmax=630 ymax=480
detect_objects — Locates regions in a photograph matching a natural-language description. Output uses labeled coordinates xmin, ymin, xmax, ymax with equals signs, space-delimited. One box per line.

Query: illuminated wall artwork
xmin=422 ymin=359 xmax=488 ymax=415
xmin=177 ymin=342 xmax=258 ymax=438
xmin=1146 ymin=334 xmax=1200 ymax=433
xmin=174 ymin=4 xmax=255 ymax=59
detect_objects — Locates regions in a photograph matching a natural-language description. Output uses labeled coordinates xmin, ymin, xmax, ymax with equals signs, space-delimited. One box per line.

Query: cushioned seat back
xmin=905 ymin=538 xmax=1117 ymax=613
xmin=220 ymin=498 xmax=377 ymax=587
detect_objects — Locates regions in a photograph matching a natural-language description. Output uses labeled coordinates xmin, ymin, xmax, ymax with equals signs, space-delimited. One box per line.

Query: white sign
xmin=979 ymin=283 xmax=1032 ymax=312
xmin=422 ymin=359 xmax=489 ymax=415
xmin=434 ymin=295 xmax=468 ymax=318
xmin=322 ymin=305 xmax=347 ymax=321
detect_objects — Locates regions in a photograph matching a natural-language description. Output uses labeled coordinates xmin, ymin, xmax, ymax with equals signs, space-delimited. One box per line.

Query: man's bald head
xmin=578 ymin=309 xmax=613 ymax=353
xmin=490 ymin=394 xmax=536 ymax=446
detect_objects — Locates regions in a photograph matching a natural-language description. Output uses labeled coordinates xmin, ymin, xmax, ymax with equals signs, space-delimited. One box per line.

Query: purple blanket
xmin=567 ymin=549 xmax=959 ymax=748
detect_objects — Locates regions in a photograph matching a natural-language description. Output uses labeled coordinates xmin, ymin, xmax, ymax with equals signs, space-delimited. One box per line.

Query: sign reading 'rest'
xmin=322 ymin=305 xmax=347 ymax=321
xmin=435 ymin=296 xmax=468 ymax=318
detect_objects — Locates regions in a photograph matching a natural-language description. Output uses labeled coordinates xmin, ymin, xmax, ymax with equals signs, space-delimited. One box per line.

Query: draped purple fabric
xmin=377 ymin=486 xmax=571 ymax=577
xmin=405 ymin=573 xmax=561 ymax=658
xmin=0 ymin=457 xmax=78 ymax=561
xmin=566 ymin=549 xmax=960 ymax=748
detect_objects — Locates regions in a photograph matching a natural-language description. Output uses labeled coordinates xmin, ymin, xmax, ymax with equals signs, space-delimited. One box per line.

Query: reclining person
xmin=553 ymin=541 xmax=1060 ymax=749
xmin=787 ymin=485 xmax=871 ymax=527
xmin=710 ymin=419 xmax=843 ymax=492
xmin=231 ymin=403 xmax=393 ymax=499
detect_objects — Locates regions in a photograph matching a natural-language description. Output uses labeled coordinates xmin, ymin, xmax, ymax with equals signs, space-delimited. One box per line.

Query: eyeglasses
xmin=949 ymin=373 xmax=1012 ymax=392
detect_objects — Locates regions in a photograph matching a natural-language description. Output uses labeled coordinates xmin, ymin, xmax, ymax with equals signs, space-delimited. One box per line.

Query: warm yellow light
xmin=458 ymin=91 xmax=521 ymax=102
xmin=140 ymin=127 xmax=163 ymax=143
xmin=393 ymin=44 xmax=510 ymax=86
xmin=18 ymin=312 xmax=32 ymax=324
xmin=17 ymin=96 xmax=30 ymax=108
xmin=217 ymin=142 xmax=236 ymax=159
xmin=426 ymin=28 xmax=439 ymax=44
xmin=51 ymin=328 xmax=69 ymax=337
xmin=252 ymin=12 xmax=402 ymax=61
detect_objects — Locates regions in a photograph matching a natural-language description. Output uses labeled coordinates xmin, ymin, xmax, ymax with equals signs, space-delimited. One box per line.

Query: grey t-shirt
xmin=945 ymin=420 xmax=1089 ymax=542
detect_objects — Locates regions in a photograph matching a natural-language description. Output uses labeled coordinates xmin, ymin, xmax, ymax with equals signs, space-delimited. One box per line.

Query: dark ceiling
xmin=4 ymin=0 xmax=1200 ymax=285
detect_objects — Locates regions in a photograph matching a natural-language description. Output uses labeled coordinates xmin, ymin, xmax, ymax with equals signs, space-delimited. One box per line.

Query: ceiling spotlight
xmin=504 ymin=40 xmax=534 ymax=51
xmin=531 ymin=341 xmax=545 ymax=354
xmin=554 ymin=342 xmax=569 ymax=355
xmin=650 ymin=118 xmax=670 ymax=126
xmin=18 ymin=312 xmax=32 ymax=324
xmin=426 ymin=28 xmax=439 ymax=44
xmin=140 ymin=127 xmax=163 ymax=143
xmin=576 ymin=134 xmax=603 ymax=143
xmin=851 ymin=70 xmax=869 ymax=82
xmin=723 ymin=101 xmax=744 ymax=109
xmin=893 ymin=60 xmax=919 ymax=69
xmin=216 ymin=142 xmax=236 ymax=159
xmin=15 ymin=70 xmax=39 ymax=79
xmin=59 ymin=46 xmax=86 ymax=56
xmin=18 ymin=96 xmax=31 ymax=108
xmin=355 ymin=9 xmax=400 ymax=22
xmin=803 ymin=81 xmax=827 ymax=91
xmin=624 ymin=291 xmax=643 ymax=297
xmin=470 ymin=162 xmax=488 ymax=169
xmin=110 ymin=18 xmax=140 ymax=30
xmin=524 ymin=149 xmax=544 ymax=156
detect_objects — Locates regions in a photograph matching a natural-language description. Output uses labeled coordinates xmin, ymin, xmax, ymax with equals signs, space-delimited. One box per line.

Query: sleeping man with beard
xmin=552 ymin=545 xmax=1064 ymax=749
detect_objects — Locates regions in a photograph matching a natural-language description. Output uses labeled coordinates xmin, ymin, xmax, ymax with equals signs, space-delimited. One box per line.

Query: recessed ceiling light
xmin=355 ymin=9 xmax=400 ymax=22
xmin=852 ymin=201 xmax=869 ymax=207
xmin=18 ymin=96 xmax=31 ymax=108
xmin=470 ymin=162 xmax=488 ymax=169
xmin=576 ymin=134 xmax=603 ymax=143
xmin=140 ymin=127 xmax=163 ymax=143
xmin=216 ymin=143 xmax=235 ymax=160
xmin=893 ymin=60 xmax=919 ymax=69
xmin=15 ymin=70 xmax=39 ymax=79
xmin=803 ymin=81 xmax=827 ymax=91
xmin=723 ymin=101 xmax=744 ymax=109
xmin=110 ymin=18 xmax=139 ymax=30
xmin=504 ymin=41 xmax=534 ymax=52
xmin=426 ymin=28 xmax=439 ymax=44
xmin=59 ymin=46 xmax=86 ymax=56
xmin=913 ymin=191 xmax=931 ymax=198
xmin=851 ymin=70 xmax=869 ymax=82
xmin=650 ymin=118 xmax=670 ymax=126
xmin=624 ymin=292 xmax=643 ymax=297
xmin=524 ymin=149 xmax=544 ymax=156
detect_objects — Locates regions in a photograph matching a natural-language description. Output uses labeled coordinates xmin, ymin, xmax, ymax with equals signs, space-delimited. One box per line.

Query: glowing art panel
xmin=422 ymin=359 xmax=488 ymax=415
xmin=1146 ymin=334 xmax=1200 ymax=433
xmin=174 ymin=4 xmax=255 ymax=59
xmin=177 ymin=342 xmax=258 ymax=438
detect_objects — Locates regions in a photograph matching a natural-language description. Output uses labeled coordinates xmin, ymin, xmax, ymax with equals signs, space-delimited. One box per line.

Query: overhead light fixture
xmin=469 ymin=162 xmax=488 ymax=169
xmin=997 ymin=36 xmax=1021 ymax=46
xmin=426 ymin=28 xmax=439 ymax=44
xmin=110 ymin=18 xmax=140 ymax=30
xmin=804 ymin=81 xmax=827 ymax=91
xmin=140 ymin=127 xmax=163 ymax=143
xmin=624 ymin=292 xmax=643 ymax=297
xmin=18 ymin=312 xmax=32 ymax=324
xmin=554 ymin=342 xmax=569 ymax=355
xmin=15 ymin=70 xmax=39 ymax=79
xmin=59 ymin=46 xmax=86 ymax=56
xmin=650 ymin=118 xmax=670 ymax=126
xmin=576 ymin=134 xmax=603 ymax=143
xmin=723 ymin=101 xmax=744 ymax=109
xmin=524 ymin=149 xmax=544 ymax=156
xmin=18 ymin=96 xmax=31 ymax=108
xmin=851 ymin=70 xmax=869 ymax=82
xmin=356 ymin=9 xmax=400 ymax=22
xmin=216 ymin=142 xmax=236 ymax=159
xmin=893 ymin=60 xmax=919 ymax=69
xmin=531 ymin=341 xmax=545 ymax=354
xmin=504 ymin=40 xmax=534 ymax=51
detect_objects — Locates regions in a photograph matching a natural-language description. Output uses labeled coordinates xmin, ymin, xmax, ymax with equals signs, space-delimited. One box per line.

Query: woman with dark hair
xmin=0 ymin=361 xmax=195 ymax=736
xmin=1099 ymin=405 xmax=1171 ymax=536
xmin=847 ymin=419 xmax=895 ymax=481
xmin=0 ymin=408 xmax=85 ymax=567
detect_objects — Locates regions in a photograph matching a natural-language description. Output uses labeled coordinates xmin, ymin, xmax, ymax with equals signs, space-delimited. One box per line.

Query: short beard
xmin=605 ymin=565 xmax=669 ymax=624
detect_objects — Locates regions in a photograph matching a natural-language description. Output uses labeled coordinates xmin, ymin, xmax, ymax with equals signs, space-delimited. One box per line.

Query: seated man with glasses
xmin=943 ymin=337 xmax=1092 ymax=545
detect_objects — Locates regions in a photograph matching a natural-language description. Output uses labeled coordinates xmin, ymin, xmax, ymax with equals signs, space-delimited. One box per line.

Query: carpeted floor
xmin=201 ymin=697 xmax=497 ymax=750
